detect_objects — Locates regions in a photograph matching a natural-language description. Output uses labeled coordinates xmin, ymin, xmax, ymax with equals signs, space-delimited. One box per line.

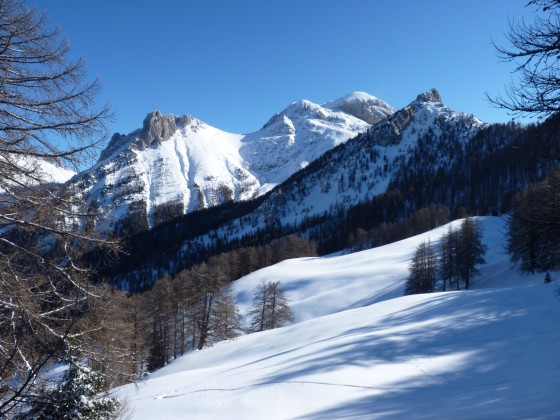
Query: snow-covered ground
xmin=116 ymin=217 xmax=560 ymax=419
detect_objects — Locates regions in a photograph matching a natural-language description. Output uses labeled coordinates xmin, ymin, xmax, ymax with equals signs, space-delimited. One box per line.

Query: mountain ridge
xmin=105 ymin=89 xmax=512 ymax=289
xmin=65 ymin=92 xmax=394 ymax=234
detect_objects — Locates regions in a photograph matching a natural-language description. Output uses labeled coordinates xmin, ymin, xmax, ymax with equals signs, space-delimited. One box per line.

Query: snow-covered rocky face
xmin=65 ymin=92 xmax=394 ymax=233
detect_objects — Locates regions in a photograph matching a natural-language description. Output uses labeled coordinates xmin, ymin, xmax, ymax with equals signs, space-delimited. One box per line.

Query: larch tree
xmin=247 ymin=281 xmax=294 ymax=333
xmin=0 ymin=0 xmax=115 ymax=416
xmin=206 ymin=289 xmax=243 ymax=346
xmin=490 ymin=0 xmax=560 ymax=276
xmin=508 ymin=170 xmax=560 ymax=272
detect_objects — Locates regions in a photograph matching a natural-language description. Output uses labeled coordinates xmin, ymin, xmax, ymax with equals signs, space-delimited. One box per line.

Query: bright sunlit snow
xmin=116 ymin=217 xmax=560 ymax=419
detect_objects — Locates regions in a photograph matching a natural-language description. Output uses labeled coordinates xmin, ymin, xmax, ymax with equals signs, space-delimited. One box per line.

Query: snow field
xmin=116 ymin=217 xmax=560 ymax=419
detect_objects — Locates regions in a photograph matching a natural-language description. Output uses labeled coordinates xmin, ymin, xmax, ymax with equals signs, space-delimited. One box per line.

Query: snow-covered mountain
xmin=104 ymin=88 xmax=498 ymax=287
xmin=240 ymin=93 xmax=392 ymax=188
xmin=66 ymin=92 xmax=393 ymax=233
xmin=116 ymin=217 xmax=560 ymax=419
xmin=173 ymin=89 xmax=484 ymax=254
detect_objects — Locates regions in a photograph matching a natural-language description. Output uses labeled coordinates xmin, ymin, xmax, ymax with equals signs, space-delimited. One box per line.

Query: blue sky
xmin=33 ymin=0 xmax=535 ymax=136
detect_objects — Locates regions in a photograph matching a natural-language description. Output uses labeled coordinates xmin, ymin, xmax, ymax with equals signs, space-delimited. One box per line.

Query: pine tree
xmin=22 ymin=345 xmax=119 ymax=419
xmin=439 ymin=226 xmax=458 ymax=291
xmin=404 ymin=240 xmax=437 ymax=295
xmin=456 ymin=218 xmax=487 ymax=290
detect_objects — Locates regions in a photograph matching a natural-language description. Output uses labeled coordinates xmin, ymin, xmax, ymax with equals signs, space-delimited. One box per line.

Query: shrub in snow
xmin=22 ymin=347 xmax=120 ymax=419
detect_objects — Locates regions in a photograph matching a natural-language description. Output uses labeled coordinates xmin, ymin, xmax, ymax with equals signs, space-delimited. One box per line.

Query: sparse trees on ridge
xmin=406 ymin=218 xmax=486 ymax=295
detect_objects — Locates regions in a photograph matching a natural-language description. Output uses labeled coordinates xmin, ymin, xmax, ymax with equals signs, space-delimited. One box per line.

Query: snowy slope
xmin=35 ymin=159 xmax=76 ymax=184
xmin=116 ymin=217 xmax=560 ymax=419
xmin=240 ymin=96 xmax=384 ymax=190
xmin=0 ymin=154 xmax=75 ymax=186
xmin=324 ymin=91 xmax=395 ymax=125
xmin=67 ymin=93 xmax=392 ymax=232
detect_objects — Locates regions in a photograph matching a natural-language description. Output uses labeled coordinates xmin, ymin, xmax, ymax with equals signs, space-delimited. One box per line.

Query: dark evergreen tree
xmin=508 ymin=170 xmax=560 ymax=272
xmin=405 ymin=240 xmax=437 ymax=295
xmin=439 ymin=226 xmax=458 ymax=291
xmin=456 ymin=218 xmax=487 ymax=290
xmin=508 ymin=185 xmax=545 ymax=273
xmin=22 ymin=346 xmax=119 ymax=419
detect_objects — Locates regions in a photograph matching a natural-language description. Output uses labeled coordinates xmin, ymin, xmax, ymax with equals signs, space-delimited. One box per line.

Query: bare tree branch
xmin=488 ymin=0 xmax=560 ymax=119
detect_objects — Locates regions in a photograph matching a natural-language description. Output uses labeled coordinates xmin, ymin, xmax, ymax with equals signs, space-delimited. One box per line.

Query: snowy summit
xmin=65 ymin=92 xmax=394 ymax=233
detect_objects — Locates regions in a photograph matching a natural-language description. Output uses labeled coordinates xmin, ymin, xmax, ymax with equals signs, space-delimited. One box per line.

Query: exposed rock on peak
xmin=139 ymin=111 xmax=178 ymax=149
xmin=366 ymin=88 xmax=478 ymax=147
xmin=98 ymin=132 xmax=128 ymax=162
xmin=97 ymin=112 xmax=197 ymax=162
xmin=367 ymin=107 xmax=414 ymax=147
xmin=413 ymin=88 xmax=442 ymax=105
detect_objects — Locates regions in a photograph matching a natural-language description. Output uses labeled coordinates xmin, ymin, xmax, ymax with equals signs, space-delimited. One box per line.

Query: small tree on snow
xmin=247 ymin=281 xmax=294 ymax=333
xmin=439 ymin=226 xmax=458 ymax=291
xmin=456 ymin=217 xmax=487 ymax=290
xmin=22 ymin=345 xmax=120 ymax=419
xmin=405 ymin=240 xmax=437 ymax=295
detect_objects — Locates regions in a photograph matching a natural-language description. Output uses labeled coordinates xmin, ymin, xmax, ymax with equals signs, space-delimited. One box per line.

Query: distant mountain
xmin=172 ymin=88 xmax=483 ymax=246
xmin=106 ymin=89 xmax=502 ymax=287
xmin=86 ymin=88 xmax=560 ymax=289
xmin=66 ymin=92 xmax=393 ymax=234
xmin=0 ymin=154 xmax=75 ymax=193
xmin=323 ymin=91 xmax=395 ymax=124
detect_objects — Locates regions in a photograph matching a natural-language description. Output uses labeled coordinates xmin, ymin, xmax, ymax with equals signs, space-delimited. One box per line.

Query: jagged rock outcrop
xmin=368 ymin=88 xmax=446 ymax=147
xmin=138 ymin=111 xmax=178 ymax=148
xmin=413 ymin=88 xmax=442 ymax=104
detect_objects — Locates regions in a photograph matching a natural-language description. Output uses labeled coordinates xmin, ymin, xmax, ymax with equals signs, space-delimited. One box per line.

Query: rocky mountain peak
xmin=413 ymin=88 xmax=442 ymax=105
xmin=97 ymin=112 xmax=200 ymax=163
xmin=138 ymin=110 xmax=178 ymax=149
xmin=365 ymin=88 xmax=460 ymax=147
